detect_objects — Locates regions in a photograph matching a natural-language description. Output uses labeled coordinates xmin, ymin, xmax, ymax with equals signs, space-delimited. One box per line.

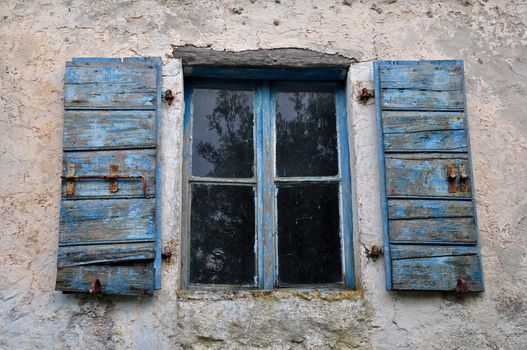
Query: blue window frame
xmin=181 ymin=68 xmax=354 ymax=290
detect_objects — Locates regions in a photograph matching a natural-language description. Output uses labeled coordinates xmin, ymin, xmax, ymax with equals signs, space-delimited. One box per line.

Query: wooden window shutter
xmin=55 ymin=57 xmax=162 ymax=296
xmin=374 ymin=60 xmax=484 ymax=292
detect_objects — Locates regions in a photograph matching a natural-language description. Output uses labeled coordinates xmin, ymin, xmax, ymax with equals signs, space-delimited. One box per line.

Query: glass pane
xmin=192 ymin=88 xmax=254 ymax=178
xmin=276 ymin=90 xmax=338 ymax=177
xmin=190 ymin=184 xmax=255 ymax=285
xmin=277 ymin=184 xmax=342 ymax=284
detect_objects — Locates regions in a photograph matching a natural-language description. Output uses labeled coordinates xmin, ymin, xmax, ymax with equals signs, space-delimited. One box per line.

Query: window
xmin=181 ymin=68 xmax=353 ymax=290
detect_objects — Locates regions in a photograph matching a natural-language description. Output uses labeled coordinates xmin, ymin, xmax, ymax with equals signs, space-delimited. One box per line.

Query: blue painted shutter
xmin=55 ymin=57 xmax=162 ymax=296
xmin=374 ymin=60 xmax=484 ymax=292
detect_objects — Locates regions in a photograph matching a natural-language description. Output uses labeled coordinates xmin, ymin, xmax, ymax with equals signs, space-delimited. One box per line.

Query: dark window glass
xmin=276 ymin=90 xmax=338 ymax=177
xmin=192 ymin=88 xmax=254 ymax=178
xmin=277 ymin=184 xmax=342 ymax=284
xmin=190 ymin=184 xmax=255 ymax=284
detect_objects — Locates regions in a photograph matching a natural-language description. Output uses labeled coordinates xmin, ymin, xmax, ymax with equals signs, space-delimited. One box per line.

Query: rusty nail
xmin=455 ymin=277 xmax=469 ymax=294
xmin=163 ymin=89 xmax=175 ymax=105
xmin=161 ymin=246 xmax=172 ymax=259
xmin=89 ymin=278 xmax=102 ymax=295
xmin=358 ymin=87 xmax=373 ymax=104
xmin=365 ymin=245 xmax=383 ymax=262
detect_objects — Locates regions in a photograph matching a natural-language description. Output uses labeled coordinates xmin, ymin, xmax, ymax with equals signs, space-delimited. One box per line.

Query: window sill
xmin=176 ymin=288 xmax=364 ymax=302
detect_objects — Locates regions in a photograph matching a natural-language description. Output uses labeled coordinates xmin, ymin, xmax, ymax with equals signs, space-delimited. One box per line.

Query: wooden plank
xmin=385 ymin=153 xmax=471 ymax=197
xmin=388 ymin=199 xmax=473 ymax=219
xmin=382 ymin=111 xmax=465 ymax=133
xmin=389 ymin=217 xmax=476 ymax=244
xmin=65 ymin=61 xmax=157 ymax=109
xmin=58 ymin=242 xmax=155 ymax=267
xmin=390 ymin=244 xmax=478 ymax=260
xmin=382 ymin=111 xmax=467 ymax=152
xmin=392 ymin=255 xmax=483 ymax=291
xmin=62 ymin=149 xmax=156 ymax=198
xmin=380 ymin=64 xmax=463 ymax=90
xmin=381 ymin=89 xmax=465 ymax=110
xmin=60 ymin=198 xmax=155 ymax=243
xmin=63 ymin=110 xmax=156 ymax=150
xmin=56 ymin=265 xmax=154 ymax=296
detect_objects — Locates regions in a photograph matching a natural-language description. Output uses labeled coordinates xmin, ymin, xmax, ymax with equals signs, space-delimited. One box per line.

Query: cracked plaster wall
xmin=0 ymin=0 xmax=526 ymax=349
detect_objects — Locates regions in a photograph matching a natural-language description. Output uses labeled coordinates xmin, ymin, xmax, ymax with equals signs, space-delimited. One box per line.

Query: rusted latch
xmin=447 ymin=164 xmax=457 ymax=193
xmin=89 ymin=278 xmax=102 ymax=295
xmin=62 ymin=164 xmax=148 ymax=197
xmin=455 ymin=277 xmax=469 ymax=294
xmin=161 ymin=246 xmax=172 ymax=260
xmin=162 ymin=89 xmax=175 ymax=105
xmin=365 ymin=245 xmax=383 ymax=262
xmin=66 ymin=164 xmax=76 ymax=195
xmin=459 ymin=165 xmax=469 ymax=192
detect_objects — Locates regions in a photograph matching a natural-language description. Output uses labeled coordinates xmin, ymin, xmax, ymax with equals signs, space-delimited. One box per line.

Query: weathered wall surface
xmin=1 ymin=0 xmax=526 ymax=349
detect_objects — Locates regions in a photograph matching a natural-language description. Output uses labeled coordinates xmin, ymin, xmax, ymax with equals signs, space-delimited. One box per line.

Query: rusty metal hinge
xmin=447 ymin=164 xmax=457 ymax=193
xmin=459 ymin=165 xmax=469 ymax=192
xmin=62 ymin=164 xmax=148 ymax=197
xmin=162 ymin=89 xmax=175 ymax=105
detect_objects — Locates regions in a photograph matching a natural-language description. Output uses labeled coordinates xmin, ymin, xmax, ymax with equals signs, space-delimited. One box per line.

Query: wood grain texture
xmin=58 ymin=242 xmax=155 ymax=267
xmin=381 ymin=89 xmax=465 ymax=110
xmin=64 ymin=61 xmax=157 ymax=109
xmin=382 ymin=111 xmax=467 ymax=152
xmin=380 ymin=64 xmax=463 ymax=90
xmin=385 ymin=153 xmax=471 ymax=197
xmin=392 ymin=255 xmax=483 ymax=291
xmin=60 ymin=198 xmax=155 ymax=243
xmin=56 ymin=265 xmax=154 ymax=296
xmin=389 ymin=217 xmax=476 ymax=244
xmin=62 ymin=149 xmax=156 ymax=198
xmin=388 ymin=199 xmax=473 ymax=219
xmin=63 ymin=110 xmax=156 ymax=150
xmin=390 ymin=244 xmax=478 ymax=260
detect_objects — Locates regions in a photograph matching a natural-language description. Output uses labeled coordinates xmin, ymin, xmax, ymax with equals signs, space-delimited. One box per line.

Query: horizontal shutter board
xmin=57 ymin=57 xmax=161 ymax=296
xmin=382 ymin=111 xmax=467 ymax=152
xmin=63 ymin=110 xmax=156 ymax=150
xmin=64 ymin=61 xmax=157 ymax=109
xmin=56 ymin=266 xmax=154 ymax=296
xmin=385 ymin=154 xmax=471 ymax=198
xmin=58 ymin=242 xmax=155 ymax=268
xmin=60 ymin=198 xmax=155 ymax=244
xmin=375 ymin=60 xmax=483 ymax=292
xmin=61 ymin=149 xmax=156 ymax=198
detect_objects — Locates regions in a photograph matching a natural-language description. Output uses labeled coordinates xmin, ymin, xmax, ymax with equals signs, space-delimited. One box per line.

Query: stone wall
xmin=1 ymin=1 xmax=526 ymax=349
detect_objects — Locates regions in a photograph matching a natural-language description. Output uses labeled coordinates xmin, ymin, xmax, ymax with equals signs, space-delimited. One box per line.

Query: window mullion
xmin=255 ymin=81 xmax=276 ymax=289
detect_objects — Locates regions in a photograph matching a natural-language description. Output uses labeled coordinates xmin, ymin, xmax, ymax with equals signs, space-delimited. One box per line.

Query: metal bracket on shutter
xmin=62 ymin=164 xmax=148 ymax=197
xmin=447 ymin=164 xmax=457 ymax=193
xmin=459 ymin=165 xmax=469 ymax=192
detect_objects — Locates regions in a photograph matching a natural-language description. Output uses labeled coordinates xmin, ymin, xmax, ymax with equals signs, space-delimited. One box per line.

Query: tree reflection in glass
xmin=191 ymin=88 xmax=254 ymax=178
xmin=276 ymin=91 xmax=338 ymax=177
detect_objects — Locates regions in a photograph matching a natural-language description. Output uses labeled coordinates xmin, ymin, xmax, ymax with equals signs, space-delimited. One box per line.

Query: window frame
xmin=180 ymin=67 xmax=354 ymax=291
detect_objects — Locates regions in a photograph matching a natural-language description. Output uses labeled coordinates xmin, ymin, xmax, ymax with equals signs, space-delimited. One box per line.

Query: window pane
xmin=192 ymin=88 xmax=254 ymax=178
xmin=276 ymin=90 xmax=338 ymax=177
xmin=277 ymin=184 xmax=342 ymax=284
xmin=190 ymin=184 xmax=255 ymax=285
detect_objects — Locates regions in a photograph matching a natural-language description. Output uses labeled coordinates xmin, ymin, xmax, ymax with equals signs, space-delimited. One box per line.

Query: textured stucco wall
xmin=1 ymin=0 xmax=526 ymax=349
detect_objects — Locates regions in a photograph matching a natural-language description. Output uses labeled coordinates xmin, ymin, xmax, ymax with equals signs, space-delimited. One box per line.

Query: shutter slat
xmin=58 ymin=242 xmax=155 ymax=267
xmin=375 ymin=60 xmax=484 ymax=292
xmin=61 ymin=149 xmax=156 ymax=198
xmin=57 ymin=266 xmax=154 ymax=296
xmin=60 ymin=198 xmax=155 ymax=244
xmin=63 ymin=110 xmax=156 ymax=150
xmin=56 ymin=57 xmax=161 ymax=296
